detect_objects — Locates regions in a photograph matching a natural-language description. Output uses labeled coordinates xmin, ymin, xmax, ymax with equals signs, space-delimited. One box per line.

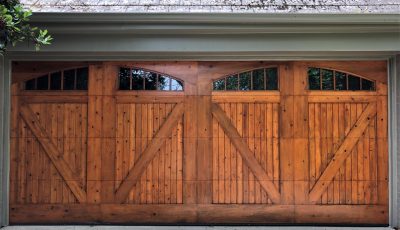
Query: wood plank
xmin=19 ymin=105 xmax=87 ymax=203
xmin=19 ymin=96 xmax=88 ymax=104
xmin=10 ymin=204 xmax=294 ymax=224
xmin=308 ymin=103 xmax=377 ymax=203
xmin=183 ymin=96 xmax=197 ymax=204
xmin=225 ymin=103 xmax=232 ymax=203
xmin=10 ymin=204 xmax=387 ymax=225
xmin=115 ymin=103 xmax=184 ymax=203
xmin=196 ymin=96 xmax=213 ymax=204
xmin=87 ymin=64 xmax=103 ymax=203
xmin=212 ymin=103 xmax=280 ymax=203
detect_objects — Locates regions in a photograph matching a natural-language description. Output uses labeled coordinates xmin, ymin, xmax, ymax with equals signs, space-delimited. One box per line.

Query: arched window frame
xmin=212 ymin=66 xmax=279 ymax=91
xmin=118 ymin=67 xmax=184 ymax=91
xmin=23 ymin=67 xmax=89 ymax=91
xmin=308 ymin=67 xmax=376 ymax=91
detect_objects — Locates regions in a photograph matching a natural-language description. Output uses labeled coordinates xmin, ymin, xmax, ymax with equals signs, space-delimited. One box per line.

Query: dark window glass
xmin=159 ymin=75 xmax=171 ymax=90
xmin=308 ymin=68 xmax=321 ymax=90
xmin=119 ymin=68 xmax=131 ymax=90
xmin=131 ymin=69 xmax=144 ymax=90
xmin=144 ymin=72 xmax=157 ymax=90
xmin=76 ymin=67 xmax=88 ymax=90
xmin=24 ymin=67 xmax=90 ymax=91
xmin=362 ymin=79 xmax=375 ymax=91
xmin=252 ymin=69 xmax=265 ymax=90
xmin=120 ymin=68 xmax=183 ymax=91
xmin=348 ymin=75 xmax=361 ymax=90
xmin=36 ymin=75 xmax=49 ymax=90
xmin=171 ymin=78 xmax=183 ymax=91
xmin=321 ymin=69 xmax=334 ymax=90
xmin=213 ymin=79 xmax=225 ymax=90
xmin=266 ymin=68 xmax=278 ymax=90
xmin=50 ymin=72 xmax=62 ymax=90
xmin=63 ymin=69 xmax=75 ymax=90
xmin=239 ymin=72 xmax=251 ymax=90
xmin=335 ymin=72 xmax=347 ymax=90
xmin=25 ymin=79 xmax=36 ymax=90
xmin=226 ymin=75 xmax=238 ymax=90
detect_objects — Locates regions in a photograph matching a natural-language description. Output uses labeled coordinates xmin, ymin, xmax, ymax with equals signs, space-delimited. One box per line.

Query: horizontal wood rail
xmin=10 ymin=204 xmax=388 ymax=225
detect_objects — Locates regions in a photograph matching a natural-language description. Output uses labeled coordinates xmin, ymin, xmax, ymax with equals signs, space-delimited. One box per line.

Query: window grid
xmin=212 ymin=67 xmax=279 ymax=91
xmin=118 ymin=67 xmax=184 ymax=91
xmin=308 ymin=67 xmax=375 ymax=91
xmin=24 ymin=67 xmax=88 ymax=91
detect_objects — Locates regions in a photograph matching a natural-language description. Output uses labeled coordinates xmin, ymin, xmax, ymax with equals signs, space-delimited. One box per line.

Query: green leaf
xmin=0 ymin=1 xmax=53 ymax=53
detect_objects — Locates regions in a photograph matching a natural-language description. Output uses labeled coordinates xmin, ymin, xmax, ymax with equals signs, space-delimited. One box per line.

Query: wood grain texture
xmin=10 ymin=60 xmax=389 ymax=225
xmin=309 ymin=103 xmax=377 ymax=203
xmin=115 ymin=103 xmax=184 ymax=203
xmin=19 ymin=105 xmax=87 ymax=203
xmin=9 ymin=204 xmax=387 ymax=225
xmin=212 ymin=103 xmax=280 ymax=204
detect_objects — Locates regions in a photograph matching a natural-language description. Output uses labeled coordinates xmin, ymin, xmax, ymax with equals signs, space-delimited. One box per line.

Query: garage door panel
xmin=115 ymin=102 xmax=183 ymax=204
xmin=11 ymin=102 xmax=88 ymax=204
xmin=308 ymin=101 xmax=381 ymax=205
xmin=212 ymin=102 xmax=280 ymax=204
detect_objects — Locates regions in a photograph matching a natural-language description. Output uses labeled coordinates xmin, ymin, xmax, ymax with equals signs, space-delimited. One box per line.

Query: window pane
xmin=226 ymin=75 xmax=238 ymax=90
xmin=63 ymin=69 xmax=75 ymax=90
xmin=76 ymin=67 xmax=88 ymax=90
xmin=335 ymin=72 xmax=347 ymax=90
xmin=239 ymin=72 xmax=251 ymax=90
xmin=132 ymin=69 xmax=144 ymax=90
xmin=213 ymin=79 xmax=225 ymax=90
xmin=144 ymin=72 xmax=157 ymax=90
xmin=362 ymin=79 xmax=375 ymax=91
xmin=348 ymin=75 xmax=361 ymax=90
xmin=36 ymin=75 xmax=49 ymax=90
xmin=321 ymin=69 xmax=334 ymax=90
xmin=119 ymin=68 xmax=131 ymax=90
xmin=171 ymin=78 xmax=183 ymax=91
xmin=308 ymin=68 xmax=320 ymax=90
xmin=159 ymin=75 xmax=171 ymax=90
xmin=252 ymin=69 xmax=265 ymax=90
xmin=50 ymin=72 xmax=62 ymax=90
xmin=266 ymin=68 xmax=278 ymax=90
xmin=25 ymin=79 xmax=36 ymax=90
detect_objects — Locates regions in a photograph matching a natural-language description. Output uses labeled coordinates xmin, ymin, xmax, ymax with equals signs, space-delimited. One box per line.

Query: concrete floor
xmin=0 ymin=226 xmax=394 ymax=230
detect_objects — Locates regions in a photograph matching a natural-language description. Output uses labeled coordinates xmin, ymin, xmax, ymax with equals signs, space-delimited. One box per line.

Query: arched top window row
xmin=212 ymin=67 xmax=278 ymax=91
xmin=308 ymin=67 xmax=375 ymax=91
xmin=119 ymin=67 xmax=184 ymax=91
xmin=25 ymin=67 xmax=89 ymax=91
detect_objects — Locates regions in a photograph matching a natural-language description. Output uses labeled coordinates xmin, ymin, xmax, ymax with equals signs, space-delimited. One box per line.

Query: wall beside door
xmin=8 ymin=61 xmax=388 ymax=225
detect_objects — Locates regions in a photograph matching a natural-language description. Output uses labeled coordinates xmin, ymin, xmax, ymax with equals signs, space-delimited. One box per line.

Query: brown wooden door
xmin=9 ymin=61 xmax=388 ymax=225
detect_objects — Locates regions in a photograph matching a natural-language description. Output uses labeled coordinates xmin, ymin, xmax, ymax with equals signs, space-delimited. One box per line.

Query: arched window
xmin=308 ymin=67 xmax=375 ymax=91
xmin=212 ymin=67 xmax=278 ymax=91
xmin=119 ymin=67 xmax=184 ymax=91
xmin=25 ymin=67 xmax=88 ymax=90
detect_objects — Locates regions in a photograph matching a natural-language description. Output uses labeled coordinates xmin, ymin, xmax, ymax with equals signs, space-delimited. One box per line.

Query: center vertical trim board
xmin=115 ymin=103 xmax=185 ymax=203
xmin=211 ymin=103 xmax=281 ymax=204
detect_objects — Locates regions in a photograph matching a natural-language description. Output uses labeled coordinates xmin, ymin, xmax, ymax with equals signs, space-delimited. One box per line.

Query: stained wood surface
xmin=9 ymin=61 xmax=388 ymax=225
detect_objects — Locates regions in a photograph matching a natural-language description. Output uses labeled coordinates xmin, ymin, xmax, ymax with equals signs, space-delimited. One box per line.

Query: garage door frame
xmin=0 ymin=13 xmax=399 ymax=227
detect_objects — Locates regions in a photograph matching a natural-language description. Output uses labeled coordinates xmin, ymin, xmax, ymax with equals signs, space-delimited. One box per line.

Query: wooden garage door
xmin=9 ymin=61 xmax=388 ymax=225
